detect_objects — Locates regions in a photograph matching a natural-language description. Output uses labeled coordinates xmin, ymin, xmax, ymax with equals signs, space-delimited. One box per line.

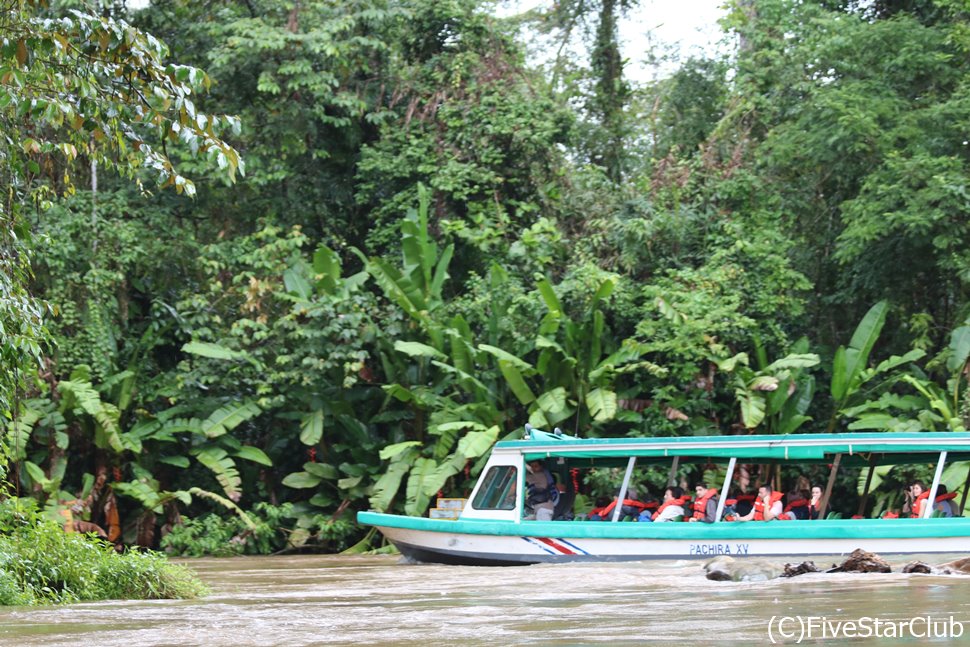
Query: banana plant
xmin=713 ymin=338 xmax=820 ymax=431
xmin=842 ymin=320 xmax=970 ymax=433
xmin=484 ymin=276 xmax=665 ymax=435
xmin=6 ymin=363 xmax=268 ymax=545
xmin=827 ymin=301 xmax=926 ymax=430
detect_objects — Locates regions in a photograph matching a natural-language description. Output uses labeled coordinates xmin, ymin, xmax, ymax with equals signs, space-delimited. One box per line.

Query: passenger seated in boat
xmin=651 ymin=486 xmax=688 ymax=522
xmin=925 ymin=484 xmax=959 ymax=517
xmin=587 ymin=496 xmax=613 ymax=521
xmin=809 ymin=485 xmax=822 ymax=520
xmin=779 ymin=488 xmax=810 ymax=520
xmin=903 ymin=481 xmax=925 ymax=517
xmin=735 ymin=485 xmax=783 ymax=522
xmin=733 ymin=490 xmax=756 ymax=517
xmin=687 ymin=483 xmax=719 ymax=523
xmin=525 ymin=459 xmax=559 ymax=521
xmin=591 ymin=487 xmax=656 ymax=521
xmin=936 ymin=485 xmax=960 ymax=517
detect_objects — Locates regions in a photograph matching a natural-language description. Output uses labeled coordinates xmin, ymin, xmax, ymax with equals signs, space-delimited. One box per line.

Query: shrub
xmin=0 ymin=498 xmax=206 ymax=605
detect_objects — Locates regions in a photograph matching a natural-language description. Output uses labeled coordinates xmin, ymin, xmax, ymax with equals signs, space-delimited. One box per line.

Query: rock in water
xmin=829 ymin=549 xmax=892 ymax=573
xmin=732 ymin=561 xmax=783 ymax=582
xmin=782 ymin=561 xmax=821 ymax=578
xmin=705 ymin=555 xmax=735 ymax=581
xmin=938 ymin=557 xmax=970 ymax=574
xmin=703 ymin=555 xmax=783 ymax=582
xmin=902 ymin=561 xmax=933 ymax=574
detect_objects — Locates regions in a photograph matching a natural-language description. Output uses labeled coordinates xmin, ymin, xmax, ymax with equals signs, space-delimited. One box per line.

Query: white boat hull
xmin=375 ymin=522 xmax=970 ymax=566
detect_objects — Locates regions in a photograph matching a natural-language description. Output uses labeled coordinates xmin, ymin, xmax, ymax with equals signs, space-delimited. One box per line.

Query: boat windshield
xmin=472 ymin=465 xmax=517 ymax=510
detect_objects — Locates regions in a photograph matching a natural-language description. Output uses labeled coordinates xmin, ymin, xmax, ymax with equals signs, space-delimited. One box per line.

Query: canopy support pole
xmin=960 ymin=463 xmax=970 ymax=517
xmin=924 ymin=451 xmax=948 ymax=519
xmin=714 ymin=457 xmax=736 ymax=524
xmin=857 ymin=454 xmax=878 ymax=518
xmin=667 ymin=457 xmax=680 ymax=488
xmin=818 ymin=453 xmax=842 ymax=520
xmin=612 ymin=456 xmax=637 ymax=522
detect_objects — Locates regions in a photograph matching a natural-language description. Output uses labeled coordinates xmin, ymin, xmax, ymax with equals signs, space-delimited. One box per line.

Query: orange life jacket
xmin=753 ymin=491 xmax=784 ymax=521
xmin=652 ymin=496 xmax=690 ymax=521
xmin=691 ymin=489 xmax=718 ymax=521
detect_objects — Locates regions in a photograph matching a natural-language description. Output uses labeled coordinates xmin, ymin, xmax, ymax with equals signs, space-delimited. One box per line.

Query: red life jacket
xmin=753 ymin=491 xmax=784 ymax=521
xmin=691 ymin=489 xmax=718 ymax=521
xmin=912 ymin=491 xmax=959 ymax=517
xmin=652 ymin=496 xmax=690 ymax=521
xmin=774 ymin=498 xmax=809 ymax=522
xmin=598 ymin=498 xmax=655 ymax=519
xmin=725 ymin=493 xmax=756 ymax=506
xmin=911 ymin=491 xmax=930 ymax=518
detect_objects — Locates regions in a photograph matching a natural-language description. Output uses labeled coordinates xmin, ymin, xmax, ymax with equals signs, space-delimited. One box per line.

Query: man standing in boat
xmin=735 ymin=484 xmax=783 ymax=522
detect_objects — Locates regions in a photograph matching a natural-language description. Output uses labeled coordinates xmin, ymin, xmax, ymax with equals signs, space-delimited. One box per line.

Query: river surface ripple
xmin=2 ymin=553 xmax=970 ymax=646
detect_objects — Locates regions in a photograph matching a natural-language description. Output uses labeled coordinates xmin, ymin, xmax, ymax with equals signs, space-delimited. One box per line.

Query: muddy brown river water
xmin=2 ymin=553 xmax=970 ymax=646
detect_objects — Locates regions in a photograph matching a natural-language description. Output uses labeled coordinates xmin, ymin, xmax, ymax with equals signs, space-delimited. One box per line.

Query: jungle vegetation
xmin=1 ymin=0 xmax=970 ymax=559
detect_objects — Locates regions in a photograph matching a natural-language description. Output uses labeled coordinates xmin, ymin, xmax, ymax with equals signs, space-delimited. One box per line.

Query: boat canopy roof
xmin=496 ymin=429 xmax=970 ymax=467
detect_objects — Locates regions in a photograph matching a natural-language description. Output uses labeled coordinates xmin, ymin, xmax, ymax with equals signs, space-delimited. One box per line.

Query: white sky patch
xmin=501 ymin=0 xmax=729 ymax=82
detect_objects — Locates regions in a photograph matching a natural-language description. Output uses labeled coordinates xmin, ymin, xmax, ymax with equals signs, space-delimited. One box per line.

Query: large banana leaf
xmin=405 ymin=457 xmax=437 ymax=516
xmin=832 ymin=300 xmax=887 ymax=401
xmin=456 ymin=426 xmax=499 ymax=459
xmin=369 ymin=449 xmax=417 ymax=512
xmin=497 ymin=359 xmax=536 ymax=405
xmin=739 ymin=392 xmax=766 ymax=429
xmin=300 ymin=408 xmax=324 ymax=445
xmin=281 ymin=470 xmax=322 ymax=489
xmin=395 ymin=340 xmax=446 ymax=359
xmin=7 ymin=405 xmax=41 ymax=461
xmin=312 ymin=244 xmax=342 ymax=294
xmin=195 ymin=447 xmax=242 ymax=499
xmin=948 ymin=324 xmax=970 ymax=373
xmin=200 ymin=401 xmax=261 ymax=438
xmin=586 ymin=388 xmax=618 ymax=422
xmin=234 ymin=446 xmax=272 ymax=466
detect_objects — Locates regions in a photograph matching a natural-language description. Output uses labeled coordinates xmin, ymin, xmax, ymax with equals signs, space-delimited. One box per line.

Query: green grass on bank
xmin=0 ymin=499 xmax=207 ymax=605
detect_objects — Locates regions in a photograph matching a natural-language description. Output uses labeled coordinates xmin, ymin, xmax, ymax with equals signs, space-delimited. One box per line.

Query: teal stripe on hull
xmin=358 ymin=511 xmax=970 ymax=541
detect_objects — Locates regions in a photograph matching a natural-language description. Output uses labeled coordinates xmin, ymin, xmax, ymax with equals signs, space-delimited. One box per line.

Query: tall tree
xmin=0 ymin=0 xmax=239 ymax=444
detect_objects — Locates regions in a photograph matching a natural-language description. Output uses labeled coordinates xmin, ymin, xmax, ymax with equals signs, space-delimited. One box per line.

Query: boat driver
xmin=525 ymin=460 xmax=560 ymax=521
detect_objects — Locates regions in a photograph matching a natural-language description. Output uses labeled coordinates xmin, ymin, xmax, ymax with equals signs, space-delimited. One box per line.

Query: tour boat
xmin=357 ymin=429 xmax=970 ymax=565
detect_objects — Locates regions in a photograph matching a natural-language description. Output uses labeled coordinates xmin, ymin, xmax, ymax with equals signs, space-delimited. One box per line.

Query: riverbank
xmin=0 ymin=500 xmax=206 ymax=605
xmin=3 ymin=553 xmax=969 ymax=645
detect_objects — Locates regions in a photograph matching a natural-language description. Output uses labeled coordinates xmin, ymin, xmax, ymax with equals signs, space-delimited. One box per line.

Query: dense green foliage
xmin=0 ymin=498 xmax=206 ymax=604
xmin=3 ymin=0 xmax=970 ymax=562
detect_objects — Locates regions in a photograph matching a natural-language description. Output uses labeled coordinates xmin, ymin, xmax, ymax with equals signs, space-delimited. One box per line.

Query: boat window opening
xmin=472 ymin=465 xmax=517 ymax=510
